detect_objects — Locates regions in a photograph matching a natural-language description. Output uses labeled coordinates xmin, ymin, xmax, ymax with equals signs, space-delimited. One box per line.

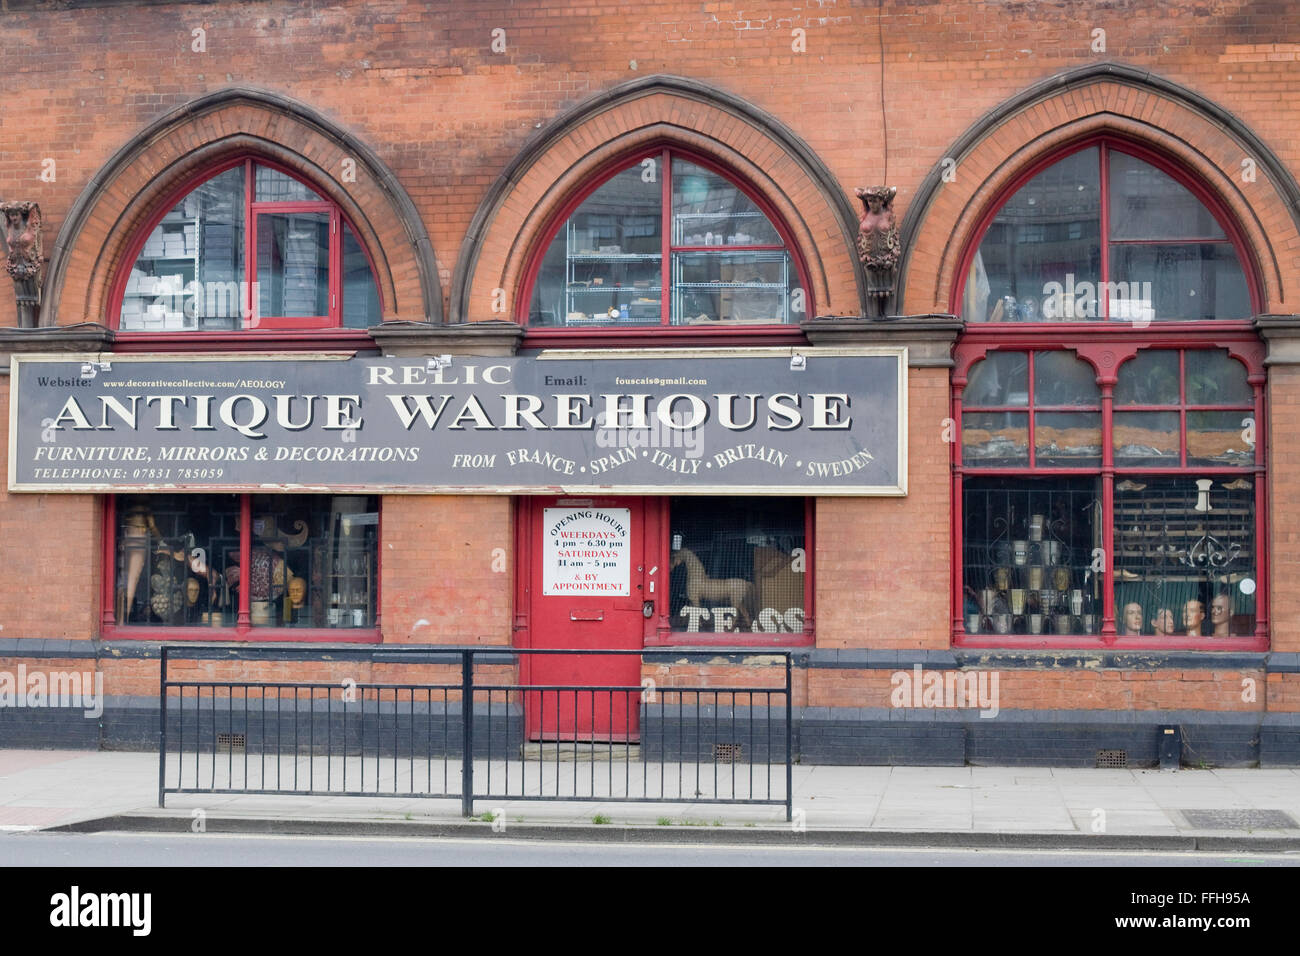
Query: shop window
xmin=111 ymin=493 xmax=379 ymax=633
xmin=668 ymin=497 xmax=806 ymax=635
xmin=114 ymin=158 xmax=381 ymax=332
xmin=960 ymin=141 xmax=1252 ymax=323
xmin=962 ymin=477 xmax=1103 ymax=636
xmin=525 ymin=150 xmax=807 ymax=328
xmin=957 ymin=347 xmax=1261 ymax=644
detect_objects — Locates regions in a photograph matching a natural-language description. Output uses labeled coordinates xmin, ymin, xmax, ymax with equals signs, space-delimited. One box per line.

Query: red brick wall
xmin=0 ymin=1 xmax=1296 ymax=714
xmin=2 ymin=1 xmax=1297 ymax=325
xmin=815 ymin=366 xmax=950 ymax=649
xmin=0 ymin=383 xmax=102 ymax=640
xmin=1268 ymin=365 xmax=1300 ymax=652
xmin=379 ymin=495 xmax=514 ymax=644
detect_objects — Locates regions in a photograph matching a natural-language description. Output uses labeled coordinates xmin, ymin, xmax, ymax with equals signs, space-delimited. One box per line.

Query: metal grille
xmin=713 ymin=743 xmax=743 ymax=763
xmin=962 ymin=477 xmax=1103 ymax=636
xmin=1180 ymin=809 xmax=1297 ymax=830
xmin=1113 ymin=477 xmax=1256 ymax=636
xmin=669 ymin=497 xmax=805 ymax=635
xmin=1095 ymin=749 xmax=1127 ymax=768
xmin=216 ymin=732 xmax=245 ymax=751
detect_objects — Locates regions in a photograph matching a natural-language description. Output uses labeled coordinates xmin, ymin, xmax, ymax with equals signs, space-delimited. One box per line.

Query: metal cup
xmin=1012 ymin=541 xmax=1029 ymax=566
xmin=1029 ymin=614 xmax=1044 ymax=634
xmin=1055 ymin=614 xmax=1073 ymax=634
xmin=966 ymin=614 xmax=981 ymax=634
xmin=993 ymin=614 xmax=1012 ymax=635
xmin=993 ymin=567 xmax=1012 ymax=590
xmin=1028 ymin=566 xmax=1045 ymax=590
xmin=1010 ymin=589 xmax=1026 ymax=614
xmin=1039 ymin=588 xmax=1057 ymax=610
xmin=980 ymin=589 xmax=998 ymax=615
xmin=1053 ymin=566 xmax=1070 ymax=591
xmin=1029 ymin=515 xmax=1045 ymax=541
xmin=1081 ymin=614 xmax=1096 ymax=633
xmin=1045 ymin=541 xmax=1061 ymax=564
xmin=1070 ymin=589 xmax=1084 ymax=615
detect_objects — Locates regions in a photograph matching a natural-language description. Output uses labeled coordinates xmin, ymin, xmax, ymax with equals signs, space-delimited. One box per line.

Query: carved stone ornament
xmin=854 ymin=186 xmax=900 ymax=318
xmin=2 ymin=201 xmax=43 ymax=328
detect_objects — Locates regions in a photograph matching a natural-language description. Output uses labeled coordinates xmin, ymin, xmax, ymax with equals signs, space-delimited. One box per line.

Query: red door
xmin=523 ymin=497 xmax=646 ymax=742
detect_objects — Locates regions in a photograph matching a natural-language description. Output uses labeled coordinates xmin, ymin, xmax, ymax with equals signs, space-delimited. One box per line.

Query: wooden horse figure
xmin=671 ymin=547 xmax=754 ymax=630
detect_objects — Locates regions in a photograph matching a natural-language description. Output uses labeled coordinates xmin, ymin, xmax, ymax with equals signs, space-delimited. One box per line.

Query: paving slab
xmin=8 ymin=749 xmax=1300 ymax=849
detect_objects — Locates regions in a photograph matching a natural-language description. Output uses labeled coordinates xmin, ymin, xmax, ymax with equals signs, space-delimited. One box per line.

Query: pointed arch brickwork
xmin=43 ymin=88 xmax=441 ymax=327
xmin=897 ymin=63 xmax=1300 ymax=317
xmin=451 ymin=75 xmax=865 ymax=324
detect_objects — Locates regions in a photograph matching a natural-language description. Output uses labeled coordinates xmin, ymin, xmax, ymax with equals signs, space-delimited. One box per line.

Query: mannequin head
xmin=1210 ymin=592 xmax=1232 ymax=637
xmin=1182 ymin=599 xmax=1206 ymax=636
xmin=1152 ymin=608 xmax=1177 ymax=637
xmin=1121 ymin=602 xmax=1144 ymax=635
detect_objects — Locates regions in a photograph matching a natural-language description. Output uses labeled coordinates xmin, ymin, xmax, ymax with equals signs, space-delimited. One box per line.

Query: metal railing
xmin=158 ymin=646 xmax=793 ymax=819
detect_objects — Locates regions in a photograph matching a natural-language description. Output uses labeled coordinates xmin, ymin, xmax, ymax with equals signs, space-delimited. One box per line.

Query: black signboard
xmin=8 ymin=348 xmax=906 ymax=495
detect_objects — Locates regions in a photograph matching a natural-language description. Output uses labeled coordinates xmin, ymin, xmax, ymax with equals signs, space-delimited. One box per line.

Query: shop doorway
xmin=523 ymin=496 xmax=647 ymax=742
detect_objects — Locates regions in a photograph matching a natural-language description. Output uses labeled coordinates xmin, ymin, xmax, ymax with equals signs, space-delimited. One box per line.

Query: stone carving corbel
xmin=854 ymin=186 xmax=900 ymax=319
xmin=2 ymin=201 xmax=43 ymax=328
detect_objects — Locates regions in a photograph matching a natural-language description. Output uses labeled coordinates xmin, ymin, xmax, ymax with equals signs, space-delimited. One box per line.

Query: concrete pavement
xmin=4 ymin=749 xmax=1300 ymax=850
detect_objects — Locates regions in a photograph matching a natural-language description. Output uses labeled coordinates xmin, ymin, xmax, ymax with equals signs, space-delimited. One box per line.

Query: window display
xmin=958 ymin=345 xmax=1262 ymax=643
xmin=115 ymin=158 xmax=381 ymax=331
xmin=669 ymin=497 xmax=805 ymax=634
xmin=526 ymin=151 xmax=803 ymax=328
xmin=1113 ymin=477 xmax=1255 ymax=637
xmin=960 ymin=141 xmax=1251 ymax=323
xmin=116 ymin=495 xmax=240 ymax=626
xmin=962 ymin=478 xmax=1103 ymax=636
xmin=113 ymin=493 xmax=379 ymax=630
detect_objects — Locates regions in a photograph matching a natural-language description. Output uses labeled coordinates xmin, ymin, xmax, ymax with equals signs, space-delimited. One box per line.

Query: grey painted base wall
xmin=6 ymin=697 xmax=1300 ymax=768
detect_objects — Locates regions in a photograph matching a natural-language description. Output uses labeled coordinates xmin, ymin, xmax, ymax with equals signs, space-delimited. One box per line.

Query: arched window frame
xmin=109 ymin=155 xmax=384 ymax=342
xmin=951 ymin=136 xmax=1263 ymax=326
xmin=950 ymin=135 xmax=1268 ymax=651
xmin=516 ymin=144 xmax=815 ymax=343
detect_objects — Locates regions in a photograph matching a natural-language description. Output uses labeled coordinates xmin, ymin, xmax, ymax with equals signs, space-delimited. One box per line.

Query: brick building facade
xmin=2 ymin=0 xmax=1299 ymax=766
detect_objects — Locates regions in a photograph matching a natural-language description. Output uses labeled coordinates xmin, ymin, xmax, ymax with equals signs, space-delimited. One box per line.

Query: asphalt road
xmin=4 ymin=831 xmax=1299 ymax=866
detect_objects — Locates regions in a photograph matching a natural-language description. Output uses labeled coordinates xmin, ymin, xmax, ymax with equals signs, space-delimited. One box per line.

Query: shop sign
xmin=8 ymin=347 xmax=906 ymax=494
xmin=541 ymin=507 xmax=630 ymax=596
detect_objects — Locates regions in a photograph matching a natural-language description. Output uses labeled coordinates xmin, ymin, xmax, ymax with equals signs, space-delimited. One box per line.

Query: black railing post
xmin=784 ymin=653 xmax=793 ymax=823
xmin=461 ymin=649 xmax=474 ymax=817
xmin=158 ymin=645 xmax=168 ymax=808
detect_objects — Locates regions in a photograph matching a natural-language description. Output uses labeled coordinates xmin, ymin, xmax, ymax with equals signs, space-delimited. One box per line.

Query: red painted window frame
xmin=513 ymin=496 xmax=815 ymax=650
xmin=100 ymin=493 xmax=383 ymax=643
xmin=108 ymin=156 xmax=384 ymax=348
xmin=949 ymin=135 xmax=1267 ymax=651
xmin=517 ymin=144 xmax=814 ymax=349
xmin=949 ymin=136 xmax=1263 ymax=325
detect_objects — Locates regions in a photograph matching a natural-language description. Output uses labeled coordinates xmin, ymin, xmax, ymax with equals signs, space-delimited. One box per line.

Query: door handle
xmin=643 ymin=601 xmax=655 ymax=619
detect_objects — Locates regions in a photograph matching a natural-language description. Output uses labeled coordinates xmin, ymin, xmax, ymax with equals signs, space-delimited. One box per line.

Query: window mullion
xmin=660 ymin=148 xmax=671 ymax=327
xmin=1027 ymin=352 xmax=1036 ymax=469
xmin=1099 ymin=143 xmax=1111 ymax=322
xmin=1100 ymin=379 xmax=1116 ymax=642
xmin=1179 ymin=350 xmax=1188 ymax=467
xmin=237 ymin=494 xmax=252 ymax=634
xmin=244 ymin=159 xmax=256 ymax=330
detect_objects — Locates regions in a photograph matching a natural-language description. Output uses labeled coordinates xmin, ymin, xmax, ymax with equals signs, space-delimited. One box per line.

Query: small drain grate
xmin=1180 ymin=809 xmax=1298 ymax=830
xmin=216 ymin=732 xmax=246 ymax=751
xmin=714 ymin=743 xmax=743 ymax=763
xmin=1096 ymin=749 xmax=1128 ymax=768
